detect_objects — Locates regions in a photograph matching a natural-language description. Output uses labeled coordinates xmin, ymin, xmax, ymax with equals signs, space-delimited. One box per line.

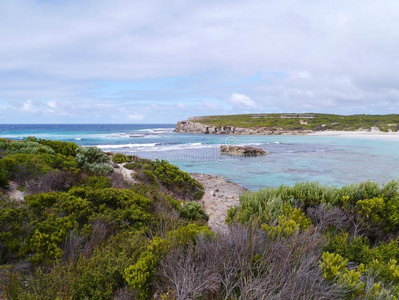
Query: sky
xmin=1 ymin=0 xmax=399 ymax=124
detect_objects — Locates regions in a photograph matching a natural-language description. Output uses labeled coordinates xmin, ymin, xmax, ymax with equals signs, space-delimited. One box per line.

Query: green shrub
xmin=84 ymin=176 xmax=112 ymax=189
xmin=0 ymin=167 xmax=8 ymax=188
xmin=179 ymin=201 xmax=208 ymax=221
xmin=124 ymin=162 xmax=141 ymax=170
xmin=28 ymin=215 xmax=75 ymax=264
xmin=12 ymin=232 xmax=147 ymax=299
xmin=261 ymin=206 xmax=311 ymax=238
xmin=0 ymin=153 xmax=79 ymax=183
xmin=113 ymin=153 xmax=130 ymax=164
xmin=0 ymin=197 xmax=28 ymax=257
xmin=320 ymin=252 xmax=365 ymax=297
xmin=38 ymin=139 xmax=78 ymax=157
xmin=142 ymin=170 xmax=157 ymax=184
xmin=124 ymin=224 xmax=211 ymax=299
xmin=152 ymin=160 xmax=204 ymax=200
xmin=75 ymin=147 xmax=113 ymax=175
xmin=0 ymin=138 xmax=55 ymax=155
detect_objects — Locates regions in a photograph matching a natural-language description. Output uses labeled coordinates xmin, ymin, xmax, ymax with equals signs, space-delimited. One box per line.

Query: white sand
xmin=7 ymin=181 xmax=25 ymax=202
xmin=308 ymin=131 xmax=399 ymax=141
xmin=114 ymin=163 xmax=139 ymax=184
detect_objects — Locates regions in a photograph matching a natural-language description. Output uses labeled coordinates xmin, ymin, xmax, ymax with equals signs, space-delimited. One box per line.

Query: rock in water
xmin=220 ymin=145 xmax=268 ymax=156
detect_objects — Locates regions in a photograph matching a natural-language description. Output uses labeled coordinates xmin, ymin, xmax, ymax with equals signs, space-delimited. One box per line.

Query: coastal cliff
xmin=174 ymin=119 xmax=314 ymax=135
xmin=175 ymin=113 xmax=399 ymax=135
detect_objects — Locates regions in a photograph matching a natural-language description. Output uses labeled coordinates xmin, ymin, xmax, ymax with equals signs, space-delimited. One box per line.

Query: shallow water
xmin=1 ymin=124 xmax=398 ymax=190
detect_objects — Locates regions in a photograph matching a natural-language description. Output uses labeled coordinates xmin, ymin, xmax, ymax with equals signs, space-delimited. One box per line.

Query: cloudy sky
xmin=1 ymin=0 xmax=399 ymax=123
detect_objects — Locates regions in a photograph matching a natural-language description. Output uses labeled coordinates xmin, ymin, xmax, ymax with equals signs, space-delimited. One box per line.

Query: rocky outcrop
xmin=190 ymin=173 xmax=247 ymax=232
xmin=220 ymin=145 xmax=268 ymax=156
xmin=174 ymin=120 xmax=314 ymax=135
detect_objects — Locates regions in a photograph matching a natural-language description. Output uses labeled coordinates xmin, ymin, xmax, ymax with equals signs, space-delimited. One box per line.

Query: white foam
xmin=136 ymin=128 xmax=174 ymax=133
xmin=97 ymin=143 xmax=158 ymax=149
xmin=96 ymin=142 xmax=219 ymax=152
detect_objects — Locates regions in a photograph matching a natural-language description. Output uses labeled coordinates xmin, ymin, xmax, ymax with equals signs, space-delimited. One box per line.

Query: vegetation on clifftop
xmin=192 ymin=113 xmax=399 ymax=132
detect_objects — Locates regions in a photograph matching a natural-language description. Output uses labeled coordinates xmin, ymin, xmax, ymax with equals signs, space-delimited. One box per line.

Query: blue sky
xmin=1 ymin=0 xmax=399 ymax=123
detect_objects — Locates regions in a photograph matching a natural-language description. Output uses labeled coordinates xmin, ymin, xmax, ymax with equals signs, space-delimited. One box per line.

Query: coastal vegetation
xmin=1 ymin=137 xmax=399 ymax=299
xmin=227 ymin=181 xmax=399 ymax=298
xmin=190 ymin=113 xmax=399 ymax=132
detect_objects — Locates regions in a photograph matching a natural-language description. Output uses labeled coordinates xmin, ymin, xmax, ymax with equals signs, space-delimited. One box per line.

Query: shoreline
xmin=174 ymin=120 xmax=399 ymax=141
xmin=190 ymin=173 xmax=247 ymax=232
xmin=308 ymin=130 xmax=399 ymax=141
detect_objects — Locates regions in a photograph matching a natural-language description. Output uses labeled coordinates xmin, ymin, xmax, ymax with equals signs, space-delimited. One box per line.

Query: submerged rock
xmin=220 ymin=145 xmax=268 ymax=156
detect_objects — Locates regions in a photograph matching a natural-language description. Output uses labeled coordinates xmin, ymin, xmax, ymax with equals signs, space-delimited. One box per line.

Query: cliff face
xmin=174 ymin=120 xmax=314 ymax=135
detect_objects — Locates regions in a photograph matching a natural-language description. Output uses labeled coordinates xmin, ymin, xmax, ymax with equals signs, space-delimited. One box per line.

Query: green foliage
xmin=0 ymin=197 xmax=28 ymax=258
xmin=228 ymin=180 xmax=399 ymax=296
xmin=124 ymin=224 xmax=211 ymax=299
xmin=325 ymin=232 xmax=399 ymax=285
xmin=261 ymin=206 xmax=311 ymax=238
xmin=319 ymin=252 xmax=396 ymax=299
xmin=179 ymin=201 xmax=208 ymax=221
xmin=28 ymin=215 xmax=75 ymax=264
xmin=113 ymin=153 xmax=131 ymax=164
xmin=0 ymin=138 xmax=55 ymax=155
xmin=0 ymin=167 xmax=8 ymax=188
xmin=124 ymin=236 xmax=170 ymax=299
xmin=356 ymin=196 xmax=399 ymax=232
xmin=0 ymin=139 xmax=214 ymax=299
xmin=75 ymin=147 xmax=113 ymax=175
xmin=0 ymin=153 xmax=78 ymax=182
xmin=320 ymin=252 xmax=366 ymax=297
xmin=142 ymin=169 xmax=157 ymax=184
xmin=124 ymin=162 xmax=140 ymax=170
xmin=0 ymin=187 xmax=153 ymax=265
xmin=37 ymin=138 xmax=78 ymax=156
xmin=11 ymin=232 xmax=147 ymax=299
xmin=127 ymin=158 xmax=205 ymax=201
xmin=152 ymin=160 xmax=204 ymax=200
xmin=84 ymin=176 xmax=112 ymax=189
xmin=194 ymin=113 xmax=399 ymax=132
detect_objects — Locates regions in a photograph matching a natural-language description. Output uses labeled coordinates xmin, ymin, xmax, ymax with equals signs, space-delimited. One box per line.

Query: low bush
xmin=0 ymin=153 xmax=78 ymax=185
xmin=38 ymin=138 xmax=78 ymax=157
xmin=0 ymin=167 xmax=8 ymax=188
xmin=179 ymin=201 xmax=208 ymax=221
xmin=75 ymin=147 xmax=113 ymax=175
xmin=113 ymin=153 xmax=131 ymax=164
xmin=0 ymin=138 xmax=55 ymax=155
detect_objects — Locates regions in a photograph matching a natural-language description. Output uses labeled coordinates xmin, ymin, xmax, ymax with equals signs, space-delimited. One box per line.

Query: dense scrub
xmin=123 ymin=156 xmax=205 ymax=200
xmin=1 ymin=137 xmax=399 ymax=299
xmin=194 ymin=113 xmax=399 ymax=132
xmin=227 ymin=181 xmax=399 ymax=298
xmin=0 ymin=138 xmax=210 ymax=299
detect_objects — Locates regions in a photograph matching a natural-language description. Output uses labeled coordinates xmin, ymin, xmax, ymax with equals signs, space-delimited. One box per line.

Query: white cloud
xmin=228 ymin=93 xmax=256 ymax=108
xmin=128 ymin=113 xmax=144 ymax=121
xmin=46 ymin=101 xmax=57 ymax=109
xmin=22 ymin=100 xmax=38 ymax=112
xmin=1 ymin=0 xmax=399 ymax=122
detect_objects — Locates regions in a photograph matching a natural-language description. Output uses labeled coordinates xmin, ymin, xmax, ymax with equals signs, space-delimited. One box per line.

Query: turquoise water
xmin=1 ymin=124 xmax=398 ymax=190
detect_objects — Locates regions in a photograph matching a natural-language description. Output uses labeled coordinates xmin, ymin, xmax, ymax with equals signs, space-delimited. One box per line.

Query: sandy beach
xmin=308 ymin=130 xmax=399 ymax=141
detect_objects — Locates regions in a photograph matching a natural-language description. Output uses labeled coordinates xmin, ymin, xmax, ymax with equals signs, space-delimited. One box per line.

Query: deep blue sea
xmin=1 ymin=124 xmax=399 ymax=190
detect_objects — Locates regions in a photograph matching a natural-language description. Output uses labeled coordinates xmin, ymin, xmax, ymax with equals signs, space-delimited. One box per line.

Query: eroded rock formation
xmin=220 ymin=145 xmax=268 ymax=156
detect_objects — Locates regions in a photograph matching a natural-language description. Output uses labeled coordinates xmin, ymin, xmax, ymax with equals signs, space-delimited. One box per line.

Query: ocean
xmin=1 ymin=124 xmax=399 ymax=190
